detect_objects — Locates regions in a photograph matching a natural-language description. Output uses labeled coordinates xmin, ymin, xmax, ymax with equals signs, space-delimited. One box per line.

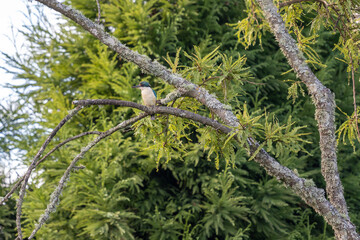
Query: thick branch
xmin=256 ymin=0 xmax=353 ymax=238
xmin=250 ymin=145 xmax=358 ymax=239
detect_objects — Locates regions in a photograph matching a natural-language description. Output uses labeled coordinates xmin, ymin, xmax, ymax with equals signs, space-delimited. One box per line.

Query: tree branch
xmin=158 ymin=89 xmax=184 ymax=105
xmin=256 ymin=0 xmax=354 ymax=238
xmin=0 ymin=131 xmax=101 ymax=206
xmin=73 ymin=100 xmax=230 ymax=132
xmin=15 ymin=106 xmax=83 ymax=240
xmin=28 ymin=113 xmax=148 ymax=239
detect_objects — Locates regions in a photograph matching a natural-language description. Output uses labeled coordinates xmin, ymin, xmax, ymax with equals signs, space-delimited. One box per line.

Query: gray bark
xmin=255 ymin=0 xmax=352 ymax=238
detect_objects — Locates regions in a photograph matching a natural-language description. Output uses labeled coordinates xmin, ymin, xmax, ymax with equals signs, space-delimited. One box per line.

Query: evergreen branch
xmin=15 ymin=105 xmax=83 ymax=240
xmin=28 ymin=113 xmax=148 ymax=239
xmin=0 ymin=131 xmax=101 ymax=206
xmin=256 ymin=0 xmax=356 ymax=238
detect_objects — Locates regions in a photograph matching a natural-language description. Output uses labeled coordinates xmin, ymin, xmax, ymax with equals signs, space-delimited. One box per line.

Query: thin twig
xmin=95 ymin=0 xmax=101 ymax=24
xmin=349 ymin=53 xmax=360 ymax=139
xmin=0 ymin=131 xmax=101 ymax=205
xmin=15 ymin=106 xmax=83 ymax=240
xmin=199 ymin=76 xmax=219 ymax=87
xmin=162 ymin=98 xmax=177 ymax=147
xmin=243 ymin=80 xmax=266 ymax=85
xmin=279 ymin=0 xmax=312 ymax=8
xmin=73 ymin=100 xmax=230 ymax=132
xmin=28 ymin=113 xmax=148 ymax=239
xmin=279 ymin=0 xmax=326 ymax=8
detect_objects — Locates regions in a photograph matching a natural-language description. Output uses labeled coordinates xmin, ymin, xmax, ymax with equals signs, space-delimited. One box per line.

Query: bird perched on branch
xmin=132 ymin=81 xmax=157 ymax=119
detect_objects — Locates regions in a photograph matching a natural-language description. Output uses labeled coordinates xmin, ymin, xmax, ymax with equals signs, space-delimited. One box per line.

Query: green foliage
xmin=262 ymin=115 xmax=311 ymax=158
xmin=133 ymin=115 xmax=190 ymax=169
xmin=286 ymin=80 xmax=306 ymax=104
xmin=234 ymin=103 xmax=311 ymax=161
xmin=144 ymin=206 xmax=183 ymax=240
xmin=336 ymin=107 xmax=360 ymax=151
xmin=167 ymin=43 xmax=254 ymax=102
xmin=228 ymin=0 xmax=268 ymax=48
xmin=285 ymin=209 xmax=332 ymax=240
xmin=0 ymin=100 xmax=27 ymax=161
xmin=249 ymin=178 xmax=299 ymax=238
xmin=197 ymin=127 xmax=225 ymax=169
xmin=200 ymin=172 xmax=251 ymax=237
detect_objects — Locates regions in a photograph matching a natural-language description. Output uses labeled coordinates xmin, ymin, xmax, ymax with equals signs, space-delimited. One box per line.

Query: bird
xmin=132 ymin=81 xmax=157 ymax=119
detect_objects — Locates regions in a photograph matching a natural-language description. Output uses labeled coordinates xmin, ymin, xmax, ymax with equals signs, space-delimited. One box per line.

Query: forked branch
xmin=28 ymin=112 xmax=149 ymax=239
xmin=255 ymin=0 xmax=353 ymax=238
xmin=15 ymin=105 xmax=83 ymax=240
xmin=0 ymin=131 xmax=101 ymax=205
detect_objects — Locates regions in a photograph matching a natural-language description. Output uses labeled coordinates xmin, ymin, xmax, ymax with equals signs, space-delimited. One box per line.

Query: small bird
xmin=132 ymin=81 xmax=157 ymax=119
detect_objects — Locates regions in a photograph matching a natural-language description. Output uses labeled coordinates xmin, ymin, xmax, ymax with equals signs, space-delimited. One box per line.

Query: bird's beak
xmin=132 ymin=85 xmax=140 ymax=88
